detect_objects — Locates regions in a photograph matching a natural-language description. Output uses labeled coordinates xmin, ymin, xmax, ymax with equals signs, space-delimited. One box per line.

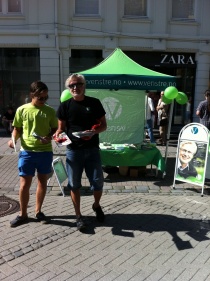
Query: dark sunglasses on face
xmin=68 ymin=82 xmax=84 ymax=89
xmin=36 ymin=95 xmax=48 ymax=101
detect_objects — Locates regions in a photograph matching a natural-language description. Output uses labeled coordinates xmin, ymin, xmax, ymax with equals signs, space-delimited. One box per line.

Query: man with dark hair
xmin=196 ymin=89 xmax=210 ymax=129
xmin=8 ymin=81 xmax=57 ymax=227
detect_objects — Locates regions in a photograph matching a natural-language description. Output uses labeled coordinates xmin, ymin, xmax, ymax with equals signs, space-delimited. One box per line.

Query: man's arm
xmin=92 ymin=116 xmax=107 ymax=134
xmin=8 ymin=127 xmax=22 ymax=148
xmin=55 ymin=120 xmax=66 ymax=137
xmin=196 ymin=101 xmax=202 ymax=117
xmin=196 ymin=110 xmax=200 ymax=116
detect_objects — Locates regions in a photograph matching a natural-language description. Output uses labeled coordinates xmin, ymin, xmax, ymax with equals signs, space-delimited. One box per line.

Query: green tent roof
xmin=79 ymin=48 xmax=178 ymax=90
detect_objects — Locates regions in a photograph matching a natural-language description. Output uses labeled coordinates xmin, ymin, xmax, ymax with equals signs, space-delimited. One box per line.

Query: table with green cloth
xmin=100 ymin=144 xmax=165 ymax=172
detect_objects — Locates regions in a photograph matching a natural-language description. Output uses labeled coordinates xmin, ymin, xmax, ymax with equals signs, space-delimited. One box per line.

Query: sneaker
xmin=76 ymin=216 xmax=86 ymax=231
xmin=10 ymin=215 xmax=28 ymax=227
xmin=92 ymin=204 xmax=105 ymax=222
xmin=35 ymin=212 xmax=50 ymax=224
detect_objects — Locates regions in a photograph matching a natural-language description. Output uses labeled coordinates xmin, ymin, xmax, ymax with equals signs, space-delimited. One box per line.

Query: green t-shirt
xmin=13 ymin=103 xmax=58 ymax=152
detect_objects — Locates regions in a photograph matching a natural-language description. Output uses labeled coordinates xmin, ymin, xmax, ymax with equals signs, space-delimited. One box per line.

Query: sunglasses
xmin=37 ymin=95 xmax=48 ymax=101
xmin=68 ymin=83 xmax=84 ymax=89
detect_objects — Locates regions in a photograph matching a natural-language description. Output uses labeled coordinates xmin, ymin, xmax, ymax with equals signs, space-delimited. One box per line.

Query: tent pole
xmin=163 ymin=100 xmax=174 ymax=176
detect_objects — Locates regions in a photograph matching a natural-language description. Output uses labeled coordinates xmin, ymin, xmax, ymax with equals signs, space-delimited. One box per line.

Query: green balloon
xmin=164 ymin=86 xmax=178 ymax=99
xmin=162 ymin=94 xmax=172 ymax=104
xmin=175 ymin=92 xmax=188 ymax=105
xmin=60 ymin=89 xmax=71 ymax=102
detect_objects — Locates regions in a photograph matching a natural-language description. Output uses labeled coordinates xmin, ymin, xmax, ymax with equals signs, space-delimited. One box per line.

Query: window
xmin=0 ymin=0 xmax=22 ymax=14
xmin=124 ymin=0 xmax=147 ymax=17
xmin=172 ymin=0 xmax=195 ymax=19
xmin=8 ymin=0 xmax=21 ymax=12
xmin=0 ymin=48 xmax=40 ymax=111
xmin=75 ymin=0 xmax=99 ymax=16
xmin=69 ymin=49 xmax=103 ymax=73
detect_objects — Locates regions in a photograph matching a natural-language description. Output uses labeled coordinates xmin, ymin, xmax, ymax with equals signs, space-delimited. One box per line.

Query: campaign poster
xmin=174 ymin=123 xmax=209 ymax=188
xmin=175 ymin=140 xmax=207 ymax=185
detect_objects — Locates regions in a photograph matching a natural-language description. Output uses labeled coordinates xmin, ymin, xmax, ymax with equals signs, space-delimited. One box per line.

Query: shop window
xmin=69 ymin=49 xmax=103 ymax=73
xmin=0 ymin=48 xmax=40 ymax=112
xmin=8 ymin=0 xmax=21 ymax=12
xmin=172 ymin=0 xmax=195 ymax=20
xmin=75 ymin=0 xmax=99 ymax=16
xmin=124 ymin=0 xmax=147 ymax=17
xmin=0 ymin=0 xmax=22 ymax=14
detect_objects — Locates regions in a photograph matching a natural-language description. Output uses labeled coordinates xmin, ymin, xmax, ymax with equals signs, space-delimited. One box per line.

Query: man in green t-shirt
xmin=8 ymin=81 xmax=57 ymax=227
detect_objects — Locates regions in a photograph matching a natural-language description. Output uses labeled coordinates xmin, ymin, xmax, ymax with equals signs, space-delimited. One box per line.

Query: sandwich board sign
xmin=173 ymin=123 xmax=209 ymax=196
xmin=47 ymin=157 xmax=68 ymax=197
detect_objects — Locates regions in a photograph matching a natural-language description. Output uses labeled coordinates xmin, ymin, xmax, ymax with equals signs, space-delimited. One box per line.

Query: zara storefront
xmin=124 ymin=51 xmax=196 ymax=126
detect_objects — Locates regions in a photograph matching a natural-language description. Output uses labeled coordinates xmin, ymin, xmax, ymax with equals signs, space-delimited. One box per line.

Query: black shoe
xmin=10 ymin=215 xmax=28 ymax=227
xmin=35 ymin=212 xmax=50 ymax=224
xmin=92 ymin=204 xmax=105 ymax=222
xmin=76 ymin=216 xmax=86 ymax=231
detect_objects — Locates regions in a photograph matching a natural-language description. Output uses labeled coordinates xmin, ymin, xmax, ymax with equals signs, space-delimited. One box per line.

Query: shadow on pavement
xmin=84 ymin=213 xmax=210 ymax=251
xmin=45 ymin=213 xmax=210 ymax=251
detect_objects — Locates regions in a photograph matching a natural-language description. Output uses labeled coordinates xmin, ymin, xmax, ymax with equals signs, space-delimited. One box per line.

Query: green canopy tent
xmin=80 ymin=48 xmax=178 ymax=91
xmin=78 ymin=48 xmax=178 ymax=146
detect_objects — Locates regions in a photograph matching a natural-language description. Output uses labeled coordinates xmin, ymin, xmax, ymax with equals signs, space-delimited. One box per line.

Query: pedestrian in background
xmin=156 ymin=91 xmax=169 ymax=146
xmin=185 ymin=96 xmax=192 ymax=124
xmin=2 ymin=107 xmax=15 ymax=135
xmin=196 ymin=89 xmax=210 ymax=129
xmin=55 ymin=74 xmax=107 ymax=231
xmin=8 ymin=81 xmax=58 ymax=227
xmin=145 ymin=91 xmax=156 ymax=144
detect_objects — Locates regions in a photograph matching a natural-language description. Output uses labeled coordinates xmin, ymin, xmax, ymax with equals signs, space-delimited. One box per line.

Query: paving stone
xmin=13 ymin=250 xmax=24 ymax=258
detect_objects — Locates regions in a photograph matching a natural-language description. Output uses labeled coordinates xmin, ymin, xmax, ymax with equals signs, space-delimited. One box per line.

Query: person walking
xmin=8 ymin=81 xmax=58 ymax=227
xmin=145 ymin=91 xmax=156 ymax=144
xmin=156 ymin=91 xmax=169 ymax=146
xmin=55 ymin=74 xmax=107 ymax=231
xmin=196 ymin=89 xmax=210 ymax=129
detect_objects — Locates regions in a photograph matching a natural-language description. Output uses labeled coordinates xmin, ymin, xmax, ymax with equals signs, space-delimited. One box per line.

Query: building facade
xmin=0 ymin=0 xmax=210 ymax=126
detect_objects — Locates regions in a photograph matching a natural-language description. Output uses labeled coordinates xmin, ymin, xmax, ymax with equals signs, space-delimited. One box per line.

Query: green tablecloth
xmin=100 ymin=145 xmax=165 ymax=172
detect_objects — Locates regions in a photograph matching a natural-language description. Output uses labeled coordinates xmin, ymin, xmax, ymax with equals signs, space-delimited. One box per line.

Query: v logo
xmin=102 ymin=97 xmax=122 ymax=120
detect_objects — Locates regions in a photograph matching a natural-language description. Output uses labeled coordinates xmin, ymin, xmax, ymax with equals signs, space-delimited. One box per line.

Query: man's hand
xmin=8 ymin=139 xmax=15 ymax=149
xmin=40 ymin=136 xmax=52 ymax=144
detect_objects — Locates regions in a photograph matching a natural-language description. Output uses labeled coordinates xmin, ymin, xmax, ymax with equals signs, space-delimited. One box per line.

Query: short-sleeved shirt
xmin=13 ymin=103 xmax=58 ymax=152
xmin=146 ymin=97 xmax=154 ymax=120
xmin=57 ymin=96 xmax=106 ymax=149
xmin=196 ymin=100 xmax=210 ymax=129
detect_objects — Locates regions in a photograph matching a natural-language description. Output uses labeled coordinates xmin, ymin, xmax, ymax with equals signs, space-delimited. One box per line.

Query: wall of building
xmin=0 ymin=0 xmax=209 ymax=118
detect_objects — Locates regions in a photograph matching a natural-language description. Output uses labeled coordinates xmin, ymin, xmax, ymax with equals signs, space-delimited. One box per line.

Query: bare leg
xmin=35 ymin=173 xmax=48 ymax=214
xmin=70 ymin=189 xmax=81 ymax=217
xmin=19 ymin=176 xmax=33 ymax=217
xmin=159 ymin=126 xmax=164 ymax=142
xmin=93 ymin=190 xmax=102 ymax=208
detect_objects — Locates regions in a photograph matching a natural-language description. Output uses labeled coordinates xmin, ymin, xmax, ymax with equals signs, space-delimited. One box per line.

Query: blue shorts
xmin=18 ymin=151 xmax=53 ymax=176
xmin=66 ymin=147 xmax=104 ymax=191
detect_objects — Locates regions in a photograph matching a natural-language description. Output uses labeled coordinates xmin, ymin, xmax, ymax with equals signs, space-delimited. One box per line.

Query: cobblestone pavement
xmin=1 ymin=132 xmax=210 ymax=280
xmin=1 ymin=194 xmax=210 ymax=281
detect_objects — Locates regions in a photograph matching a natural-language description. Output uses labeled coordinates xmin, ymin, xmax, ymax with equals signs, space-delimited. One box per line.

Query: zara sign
xmin=160 ymin=54 xmax=195 ymax=65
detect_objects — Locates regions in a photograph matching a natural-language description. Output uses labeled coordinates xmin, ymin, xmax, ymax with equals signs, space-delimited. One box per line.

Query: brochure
xmin=53 ymin=132 xmax=72 ymax=147
xmin=72 ymin=131 xmax=94 ymax=138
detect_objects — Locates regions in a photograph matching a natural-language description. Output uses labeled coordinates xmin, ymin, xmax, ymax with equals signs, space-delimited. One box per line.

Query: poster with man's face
xmin=175 ymin=140 xmax=207 ymax=185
